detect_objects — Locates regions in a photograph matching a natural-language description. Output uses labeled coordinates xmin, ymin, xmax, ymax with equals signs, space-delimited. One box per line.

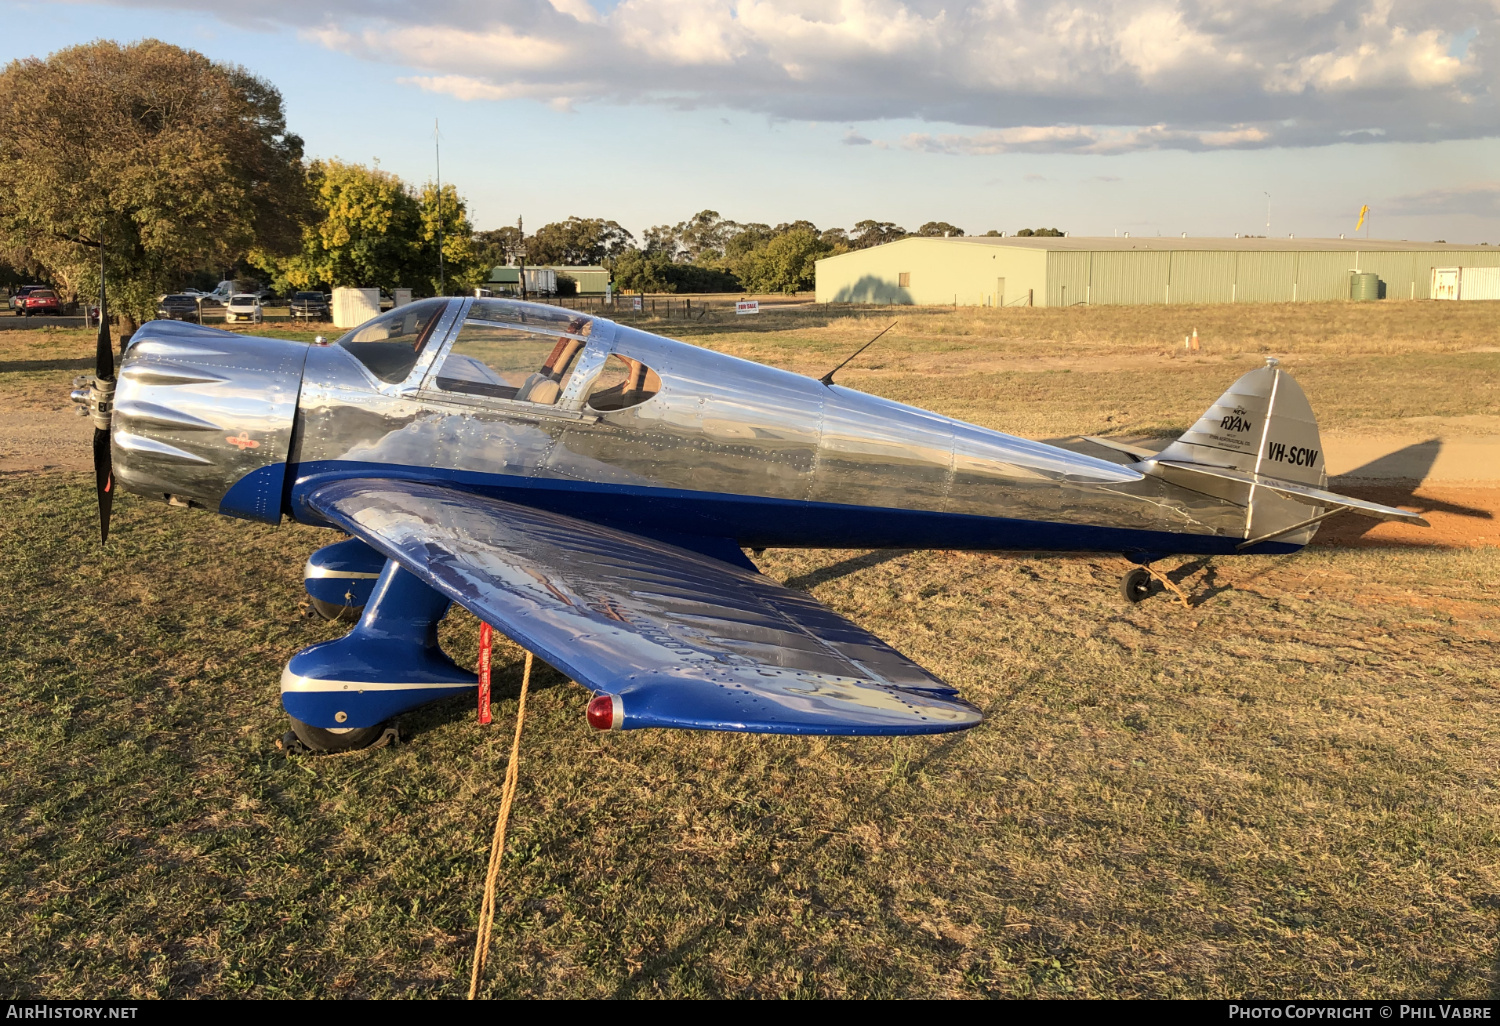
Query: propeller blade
xmin=93 ymin=248 xmax=114 ymax=543
xmin=93 ymin=425 xmax=113 ymax=544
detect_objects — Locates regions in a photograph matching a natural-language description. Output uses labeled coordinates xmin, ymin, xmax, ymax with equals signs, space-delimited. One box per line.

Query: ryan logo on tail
xmin=72 ymin=300 xmax=1427 ymax=753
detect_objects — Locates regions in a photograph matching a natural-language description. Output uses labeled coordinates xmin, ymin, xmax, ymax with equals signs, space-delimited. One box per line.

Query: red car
xmin=20 ymin=289 xmax=61 ymax=315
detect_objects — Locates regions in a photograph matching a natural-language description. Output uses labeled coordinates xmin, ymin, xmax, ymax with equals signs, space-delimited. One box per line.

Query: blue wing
xmin=304 ymin=478 xmax=982 ymax=736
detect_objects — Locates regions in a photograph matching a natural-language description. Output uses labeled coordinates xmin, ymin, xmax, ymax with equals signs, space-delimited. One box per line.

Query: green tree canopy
xmin=917 ymin=221 xmax=965 ymax=237
xmin=610 ymin=250 xmax=737 ymax=293
xmin=526 ymin=216 xmax=634 ymax=266
xmin=851 ymin=220 xmax=908 ymax=249
xmin=1015 ymin=228 xmax=1065 ymax=237
xmin=416 ymin=181 xmax=480 ymax=295
xmin=253 ymin=162 xmax=478 ymax=295
xmin=473 ymin=226 xmax=523 ymax=270
xmin=0 ymin=39 xmax=307 ymax=324
xmin=738 ymin=228 xmax=831 ymax=294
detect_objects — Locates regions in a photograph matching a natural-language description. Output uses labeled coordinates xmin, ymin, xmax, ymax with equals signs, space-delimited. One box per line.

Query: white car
xmin=224 ymin=293 xmax=263 ymax=324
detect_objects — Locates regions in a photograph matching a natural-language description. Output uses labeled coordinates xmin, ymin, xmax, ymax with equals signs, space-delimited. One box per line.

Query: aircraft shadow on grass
xmin=0 ymin=356 xmax=95 ymax=374
xmin=1326 ymin=439 xmax=1492 ymax=544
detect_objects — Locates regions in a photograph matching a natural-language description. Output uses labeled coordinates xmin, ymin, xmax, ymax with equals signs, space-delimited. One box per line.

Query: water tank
xmin=1350 ymin=272 xmax=1380 ymax=301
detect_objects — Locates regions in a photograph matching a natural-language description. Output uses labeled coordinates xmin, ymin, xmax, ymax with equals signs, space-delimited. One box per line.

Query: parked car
xmin=19 ymin=289 xmax=61 ymax=315
xmin=155 ymin=294 xmax=207 ymax=321
xmin=224 ymin=293 xmax=264 ymax=324
xmin=289 ymin=291 xmax=330 ymax=320
xmin=210 ymin=279 xmax=273 ymax=304
xmin=9 ymin=285 xmax=45 ymax=311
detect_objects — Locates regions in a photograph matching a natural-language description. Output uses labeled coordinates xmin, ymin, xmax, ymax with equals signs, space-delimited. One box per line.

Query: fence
xmin=519 ymin=293 xmax=820 ymax=323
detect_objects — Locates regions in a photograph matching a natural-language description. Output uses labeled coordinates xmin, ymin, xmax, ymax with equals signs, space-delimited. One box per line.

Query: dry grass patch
xmin=2 ymin=301 xmax=1498 ymax=997
xmin=1 ymin=477 xmax=1497 ymax=998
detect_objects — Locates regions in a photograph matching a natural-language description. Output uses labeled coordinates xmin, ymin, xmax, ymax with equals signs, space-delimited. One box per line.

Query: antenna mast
xmin=435 ymin=118 xmax=444 ymax=296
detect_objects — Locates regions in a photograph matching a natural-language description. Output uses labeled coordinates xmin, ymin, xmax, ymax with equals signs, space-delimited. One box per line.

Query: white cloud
xmin=1387 ymin=183 xmax=1500 ymax=216
xmin=99 ymin=0 xmax=1500 ymax=150
xmin=901 ymin=123 xmax=1273 ymax=154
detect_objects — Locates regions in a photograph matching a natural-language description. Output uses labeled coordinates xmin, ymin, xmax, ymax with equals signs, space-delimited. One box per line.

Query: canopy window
xmin=585 ymin=354 xmax=661 ymax=412
xmin=435 ymin=321 xmax=586 ymax=405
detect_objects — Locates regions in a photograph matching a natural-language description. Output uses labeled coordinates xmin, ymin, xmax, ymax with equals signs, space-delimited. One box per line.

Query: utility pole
xmin=435 ymin=118 xmax=444 ymax=296
xmin=517 ymin=216 xmax=526 ymax=301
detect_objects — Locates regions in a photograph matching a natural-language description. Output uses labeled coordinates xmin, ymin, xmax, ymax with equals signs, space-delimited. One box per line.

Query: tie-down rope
xmin=467 ymin=643 xmax=533 ymax=1000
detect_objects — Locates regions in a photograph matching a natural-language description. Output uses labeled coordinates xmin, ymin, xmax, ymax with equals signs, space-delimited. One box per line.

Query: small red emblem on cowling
xmin=226 ymin=431 xmax=259 ymax=450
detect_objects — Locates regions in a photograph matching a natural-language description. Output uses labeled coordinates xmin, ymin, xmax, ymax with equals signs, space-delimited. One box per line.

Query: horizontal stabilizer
xmin=1082 ymin=436 xmax=1161 ymax=461
xmin=1146 ymin=459 xmax=1429 ymax=525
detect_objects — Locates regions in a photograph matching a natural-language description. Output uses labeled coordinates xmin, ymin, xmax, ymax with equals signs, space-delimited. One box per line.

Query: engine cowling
xmin=111 ymin=321 xmax=308 ymax=522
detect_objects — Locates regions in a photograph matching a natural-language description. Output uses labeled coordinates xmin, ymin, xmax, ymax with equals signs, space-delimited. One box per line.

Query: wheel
xmin=1120 ymin=567 xmax=1153 ymax=603
xmin=289 ymin=716 xmax=387 ymax=753
xmin=309 ymin=595 xmax=364 ymax=622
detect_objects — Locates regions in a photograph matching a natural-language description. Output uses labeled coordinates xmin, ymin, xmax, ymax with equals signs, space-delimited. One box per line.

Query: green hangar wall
xmin=815 ymin=237 xmax=1500 ymax=307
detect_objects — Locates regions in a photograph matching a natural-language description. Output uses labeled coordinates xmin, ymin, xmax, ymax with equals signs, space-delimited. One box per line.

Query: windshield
xmin=336 ymin=298 xmax=450 ymax=384
xmin=295 ymin=292 xmax=322 ymax=300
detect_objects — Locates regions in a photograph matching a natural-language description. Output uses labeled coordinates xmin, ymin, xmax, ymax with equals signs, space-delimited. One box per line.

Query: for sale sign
xmin=736 ymin=300 xmax=760 ymax=315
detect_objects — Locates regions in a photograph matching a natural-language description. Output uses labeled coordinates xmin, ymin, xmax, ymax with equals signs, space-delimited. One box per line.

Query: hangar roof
xmin=905 ymin=236 xmax=1495 ymax=253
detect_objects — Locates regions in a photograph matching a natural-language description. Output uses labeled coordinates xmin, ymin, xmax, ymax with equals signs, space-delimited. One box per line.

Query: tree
xmin=642 ymin=224 xmax=681 ymax=259
xmin=416 ymin=181 xmax=480 ymax=295
xmin=253 ymin=160 xmax=415 ymax=293
xmin=526 ymin=216 xmax=634 ymax=265
xmin=610 ymin=249 xmax=737 ymax=293
xmin=1016 ymin=228 xmax=1065 ymax=237
xmin=851 ymin=220 xmax=908 ymax=249
xmin=473 ymin=226 xmax=523 ymax=269
xmin=673 ymin=210 xmax=740 ymax=261
xmin=254 ymin=161 xmax=478 ymax=295
xmin=739 ymin=228 xmax=832 ymax=294
xmin=917 ymin=221 xmax=965 ymax=237
xmin=0 ymin=39 xmax=307 ymax=325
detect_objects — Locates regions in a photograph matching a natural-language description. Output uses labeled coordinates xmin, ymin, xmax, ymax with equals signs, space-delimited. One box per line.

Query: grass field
xmin=1 ymin=303 xmax=1498 ymax=998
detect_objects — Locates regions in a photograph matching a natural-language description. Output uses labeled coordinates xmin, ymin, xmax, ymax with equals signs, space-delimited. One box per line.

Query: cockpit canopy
xmin=334 ymin=297 xmax=659 ymax=411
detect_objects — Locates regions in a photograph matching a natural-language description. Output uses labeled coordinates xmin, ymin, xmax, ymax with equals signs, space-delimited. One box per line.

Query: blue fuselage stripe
xmin=285 ymin=460 xmax=1299 ymax=557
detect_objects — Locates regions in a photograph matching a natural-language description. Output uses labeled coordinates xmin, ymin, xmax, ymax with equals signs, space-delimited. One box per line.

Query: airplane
xmin=73 ymin=295 xmax=1427 ymax=753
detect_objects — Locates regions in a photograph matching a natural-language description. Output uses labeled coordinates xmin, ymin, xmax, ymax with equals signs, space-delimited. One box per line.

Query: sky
xmin=6 ymin=0 xmax=1499 ymax=243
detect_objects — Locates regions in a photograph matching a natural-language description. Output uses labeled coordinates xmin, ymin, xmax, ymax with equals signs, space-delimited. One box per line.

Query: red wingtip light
xmin=587 ymin=693 xmax=620 ymax=731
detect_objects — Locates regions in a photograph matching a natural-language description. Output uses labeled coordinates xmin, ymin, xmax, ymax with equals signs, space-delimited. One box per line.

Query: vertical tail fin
xmin=1134 ymin=359 xmax=1425 ymax=549
xmin=1157 ymin=358 xmax=1325 ymax=486
xmin=1152 ymin=358 xmax=1326 ymax=544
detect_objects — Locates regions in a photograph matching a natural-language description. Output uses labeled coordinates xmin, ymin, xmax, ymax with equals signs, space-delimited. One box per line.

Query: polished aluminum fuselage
xmin=112 ymin=298 xmax=1289 ymax=558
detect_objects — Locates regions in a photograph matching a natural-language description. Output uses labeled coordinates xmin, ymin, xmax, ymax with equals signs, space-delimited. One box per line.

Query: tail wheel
xmin=1120 ymin=567 xmax=1153 ymax=603
xmin=287 ymin=717 xmax=389 ymax=753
